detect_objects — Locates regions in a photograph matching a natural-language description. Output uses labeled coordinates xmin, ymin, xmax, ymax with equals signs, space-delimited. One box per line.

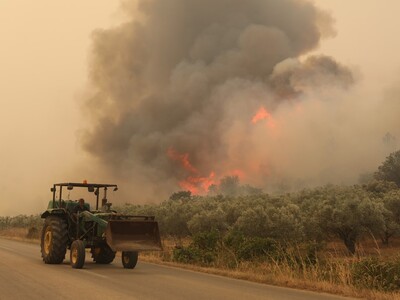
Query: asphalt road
xmin=0 ymin=238 xmax=354 ymax=300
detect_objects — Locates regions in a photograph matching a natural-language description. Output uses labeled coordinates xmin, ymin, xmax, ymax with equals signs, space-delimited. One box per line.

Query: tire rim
xmin=123 ymin=254 xmax=130 ymax=264
xmin=71 ymin=247 xmax=78 ymax=264
xmin=44 ymin=228 xmax=52 ymax=255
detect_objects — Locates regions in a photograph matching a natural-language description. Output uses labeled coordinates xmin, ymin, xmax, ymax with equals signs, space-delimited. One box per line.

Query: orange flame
xmin=252 ymin=106 xmax=276 ymax=129
xmin=167 ymin=147 xmax=197 ymax=174
xmin=167 ymin=148 xmax=247 ymax=195
xmin=167 ymin=147 xmax=217 ymax=194
xmin=252 ymin=107 xmax=271 ymax=124
xmin=179 ymin=172 xmax=216 ymax=195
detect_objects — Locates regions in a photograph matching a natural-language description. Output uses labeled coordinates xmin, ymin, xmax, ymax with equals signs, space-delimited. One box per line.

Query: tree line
xmin=118 ymin=150 xmax=400 ymax=255
xmin=1 ymin=150 xmax=400 ymax=256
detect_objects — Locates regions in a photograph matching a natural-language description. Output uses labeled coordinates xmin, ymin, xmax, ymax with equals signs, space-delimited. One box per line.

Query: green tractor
xmin=40 ymin=182 xmax=162 ymax=269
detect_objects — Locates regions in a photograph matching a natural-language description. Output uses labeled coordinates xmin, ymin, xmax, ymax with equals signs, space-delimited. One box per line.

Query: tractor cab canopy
xmin=51 ymin=182 xmax=118 ymax=211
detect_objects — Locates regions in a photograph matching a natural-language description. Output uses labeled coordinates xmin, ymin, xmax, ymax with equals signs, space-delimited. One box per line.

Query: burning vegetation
xmin=81 ymin=0 xmax=397 ymax=200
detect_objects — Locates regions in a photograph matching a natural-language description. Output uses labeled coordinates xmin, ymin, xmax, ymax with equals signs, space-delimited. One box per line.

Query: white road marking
xmin=0 ymin=245 xmax=15 ymax=251
xmin=80 ymin=269 xmax=109 ymax=279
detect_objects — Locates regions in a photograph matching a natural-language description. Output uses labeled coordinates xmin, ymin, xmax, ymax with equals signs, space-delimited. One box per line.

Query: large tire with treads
xmin=40 ymin=216 xmax=68 ymax=264
xmin=91 ymin=245 xmax=116 ymax=264
xmin=70 ymin=240 xmax=85 ymax=269
xmin=122 ymin=251 xmax=138 ymax=269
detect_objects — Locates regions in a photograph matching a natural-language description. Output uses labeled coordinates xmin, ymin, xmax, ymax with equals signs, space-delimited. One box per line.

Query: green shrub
xmin=172 ymin=246 xmax=201 ymax=264
xmin=172 ymin=231 xmax=219 ymax=265
xmin=238 ymin=237 xmax=278 ymax=260
xmin=192 ymin=231 xmax=219 ymax=251
xmin=351 ymin=257 xmax=400 ymax=291
xmin=224 ymin=231 xmax=278 ymax=261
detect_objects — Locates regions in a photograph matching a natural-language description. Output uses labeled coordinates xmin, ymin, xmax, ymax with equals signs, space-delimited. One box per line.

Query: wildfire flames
xmin=167 ymin=148 xmax=197 ymax=174
xmin=251 ymin=106 xmax=276 ymax=129
xmin=167 ymin=106 xmax=280 ymax=194
xmin=167 ymin=147 xmax=247 ymax=195
xmin=167 ymin=147 xmax=217 ymax=194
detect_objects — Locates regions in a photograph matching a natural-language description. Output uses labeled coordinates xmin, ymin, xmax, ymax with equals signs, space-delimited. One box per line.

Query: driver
xmin=74 ymin=198 xmax=88 ymax=213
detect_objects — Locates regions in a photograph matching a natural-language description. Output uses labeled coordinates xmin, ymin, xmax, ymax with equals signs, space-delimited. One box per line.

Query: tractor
xmin=40 ymin=182 xmax=162 ymax=269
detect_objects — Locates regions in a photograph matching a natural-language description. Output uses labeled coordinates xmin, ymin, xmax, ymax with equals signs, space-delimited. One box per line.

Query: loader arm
xmin=80 ymin=211 xmax=162 ymax=252
xmin=81 ymin=210 xmax=108 ymax=229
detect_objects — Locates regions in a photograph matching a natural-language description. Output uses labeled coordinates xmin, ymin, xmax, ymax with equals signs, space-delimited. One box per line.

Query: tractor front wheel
xmin=121 ymin=251 xmax=138 ymax=269
xmin=70 ymin=240 xmax=85 ymax=269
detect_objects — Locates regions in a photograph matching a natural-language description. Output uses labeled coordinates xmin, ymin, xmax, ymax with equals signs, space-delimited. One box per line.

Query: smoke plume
xmin=81 ymin=0 xmax=396 ymax=200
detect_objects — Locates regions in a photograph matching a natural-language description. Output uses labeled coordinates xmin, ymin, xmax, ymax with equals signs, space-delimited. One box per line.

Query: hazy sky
xmin=0 ymin=1 xmax=120 ymax=214
xmin=314 ymin=0 xmax=400 ymax=92
xmin=0 ymin=0 xmax=399 ymax=215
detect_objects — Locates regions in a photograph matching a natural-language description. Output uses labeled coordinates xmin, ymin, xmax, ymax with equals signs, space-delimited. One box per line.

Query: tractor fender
xmin=41 ymin=209 xmax=67 ymax=219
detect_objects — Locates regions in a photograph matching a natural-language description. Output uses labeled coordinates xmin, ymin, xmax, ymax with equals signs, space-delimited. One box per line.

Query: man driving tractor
xmin=73 ymin=198 xmax=88 ymax=213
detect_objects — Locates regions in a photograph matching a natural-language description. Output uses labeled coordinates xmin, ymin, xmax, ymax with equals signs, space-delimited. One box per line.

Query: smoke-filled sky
xmin=1 ymin=0 xmax=400 ymax=215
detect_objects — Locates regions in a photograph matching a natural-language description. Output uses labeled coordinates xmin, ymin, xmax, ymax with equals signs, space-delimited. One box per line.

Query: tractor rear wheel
xmin=121 ymin=251 xmax=138 ymax=269
xmin=70 ymin=240 xmax=85 ymax=269
xmin=91 ymin=245 xmax=116 ymax=264
xmin=41 ymin=216 xmax=68 ymax=264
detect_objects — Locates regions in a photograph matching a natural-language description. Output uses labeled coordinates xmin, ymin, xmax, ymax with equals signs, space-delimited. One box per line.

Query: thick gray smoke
xmin=81 ymin=0 xmax=367 ymax=199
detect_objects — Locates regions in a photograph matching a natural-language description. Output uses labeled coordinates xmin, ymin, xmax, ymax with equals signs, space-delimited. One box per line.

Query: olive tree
xmin=234 ymin=205 xmax=273 ymax=238
xmin=374 ymin=150 xmax=400 ymax=186
xmin=187 ymin=208 xmax=228 ymax=234
xmin=313 ymin=186 xmax=385 ymax=254
xmin=169 ymin=190 xmax=192 ymax=201
xmin=379 ymin=190 xmax=400 ymax=245
xmin=156 ymin=200 xmax=199 ymax=237
xmin=219 ymin=176 xmax=240 ymax=196
xmin=233 ymin=202 xmax=304 ymax=243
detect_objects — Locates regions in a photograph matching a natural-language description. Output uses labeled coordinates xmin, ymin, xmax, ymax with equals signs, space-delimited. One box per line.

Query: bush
xmin=172 ymin=246 xmax=201 ymax=264
xmin=238 ymin=237 xmax=278 ymax=261
xmin=188 ymin=209 xmax=228 ymax=234
xmin=172 ymin=231 xmax=219 ymax=266
xmin=192 ymin=231 xmax=219 ymax=251
xmin=351 ymin=257 xmax=400 ymax=291
xmin=224 ymin=231 xmax=278 ymax=261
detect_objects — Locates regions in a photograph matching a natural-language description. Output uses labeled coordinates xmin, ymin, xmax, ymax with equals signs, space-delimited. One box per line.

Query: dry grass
xmin=0 ymin=228 xmax=39 ymax=244
xmin=139 ymin=238 xmax=400 ymax=300
xmin=0 ymin=227 xmax=29 ymax=237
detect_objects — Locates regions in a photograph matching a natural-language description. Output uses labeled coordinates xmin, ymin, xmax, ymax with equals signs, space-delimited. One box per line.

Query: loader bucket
xmin=105 ymin=220 xmax=162 ymax=252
